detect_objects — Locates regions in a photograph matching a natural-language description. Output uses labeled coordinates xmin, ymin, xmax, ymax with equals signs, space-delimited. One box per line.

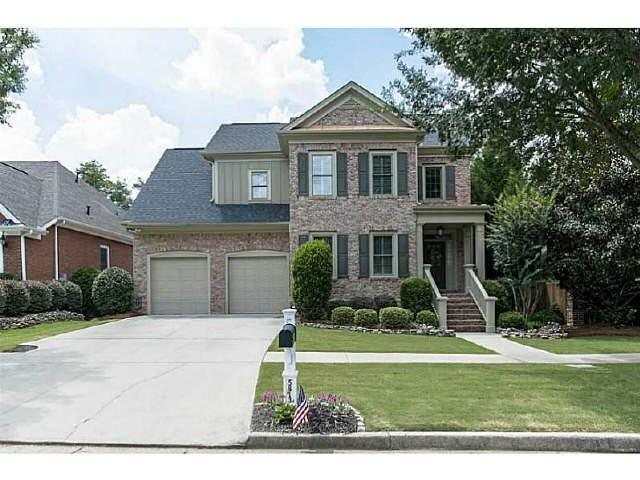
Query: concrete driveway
xmin=0 ymin=315 xmax=280 ymax=447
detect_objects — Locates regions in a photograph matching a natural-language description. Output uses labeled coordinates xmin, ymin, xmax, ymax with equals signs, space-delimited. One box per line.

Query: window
xmin=372 ymin=154 xmax=393 ymax=194
xmin=424 ymin=165 xmax=444 ymax=199
xmin=100 ymin=245 xmax=110 ymax=271
xmin=311 ymin=153 xmax=334 ymax=196
xmin=310 ymin=233 xmax=337 ymax=278
xmin=249 ymin=170 xmax=270 ymax=200
xmin=372 ymin=234 xmax=394 ymax=276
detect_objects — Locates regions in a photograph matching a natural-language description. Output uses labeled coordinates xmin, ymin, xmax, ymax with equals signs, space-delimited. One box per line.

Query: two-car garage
xmin=148 ymin=251 xmax=290 ymax=315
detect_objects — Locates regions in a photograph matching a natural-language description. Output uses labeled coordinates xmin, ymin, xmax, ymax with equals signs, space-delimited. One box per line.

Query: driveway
xmin=0 ymin=315 xmax=281 ymax=446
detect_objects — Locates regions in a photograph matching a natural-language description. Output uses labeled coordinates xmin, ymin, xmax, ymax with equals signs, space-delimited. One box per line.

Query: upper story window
xmin=249 ymin=170 xmax=271 ymax=201
xmin=100 ymin=245 xmax=110 ymax=271
xmin=424 ymin=165 xmax=444 ymax=199
xmin=311 ymin=152 xmax=335 ymax=196
xmin=371 ymin=153 xmax=393 ymax=195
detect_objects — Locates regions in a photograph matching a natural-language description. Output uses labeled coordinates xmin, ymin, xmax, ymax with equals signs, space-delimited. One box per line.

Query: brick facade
xmin=312 ymin=99 xmax=391 ymax=128
xmin=418 ymin=154 xmax=472 ymax=206
xmin=133 ymin=231 xmax=289 ymax=313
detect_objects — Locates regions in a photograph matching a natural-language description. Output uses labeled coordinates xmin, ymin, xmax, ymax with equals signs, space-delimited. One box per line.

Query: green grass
xmin=256 ymin=363 xmax=640 ymax=432
xmin=268 ymin=325 xmax=493 ymax=354
xmin=511 ymin=336 xmax=640 ymax=354
xmin=0 ymin=320 xmax=115 ymax=352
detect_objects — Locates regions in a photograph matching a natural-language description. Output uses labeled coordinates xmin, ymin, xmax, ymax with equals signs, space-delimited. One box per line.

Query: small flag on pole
xmin=292 ymin=386 xmax=309 ymax=430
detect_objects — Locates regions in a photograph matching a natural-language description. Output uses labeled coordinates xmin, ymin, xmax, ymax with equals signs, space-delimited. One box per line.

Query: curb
xmin=246 ymin=431 xmax=640 ymax=452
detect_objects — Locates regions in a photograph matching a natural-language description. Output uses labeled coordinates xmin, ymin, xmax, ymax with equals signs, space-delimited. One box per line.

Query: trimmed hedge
xmin=482 ymin=279 xmax=511 ymax=315
xmin=0 ymin=272 xmax=16 ymax=280
xmin=499 ymin=311 xmax=525 ymax=329
xmin=292 ymin=240 xmax=333 ymax=321
xmin=331 ymin=306 xmax=355 ymax=326
xmin=400 ymin=277 xmax=432 ymax=315
xmin=25 ymin=281 xmax=52 ymax=313
xmin=327 ymin=298 xmax=350 ymax=312
xmin=354 ymin=308 xmax=378 ymax=327
xmin=416 ymin=309 xmax=438 ymax=327
xmin=62 ymin=281 xmax=83 ymax=313
xmin=48 ymin=281 xmax=68 ymax=311
xmin=379 ymin=307 xmax=412 ymax=329
xmin=1 ymin=280 xmax=30 ymax=316
xmin=92 ymin=267 xmax=134 ymax=315
xmin=373 ymin=294 xmax=397 ymax=311
xmin=348 ymin=296 xmax=376 ymax=310
xmin=71 ymin=267 xmax=100 ymax=314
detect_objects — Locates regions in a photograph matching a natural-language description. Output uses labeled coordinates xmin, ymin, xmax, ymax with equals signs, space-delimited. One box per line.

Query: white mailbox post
xmin=281 ymin=308 xmax=298 ymax=404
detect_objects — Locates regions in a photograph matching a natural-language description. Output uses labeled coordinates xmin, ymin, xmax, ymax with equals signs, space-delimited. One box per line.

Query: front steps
xmin=443 ymin=292 xmax=486 ymax=332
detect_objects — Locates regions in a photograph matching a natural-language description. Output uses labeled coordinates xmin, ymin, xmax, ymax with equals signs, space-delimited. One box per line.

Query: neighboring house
xmin=0 ymin=161 xmax=133 ymax=281
xmin=126 ymin=81 xmax=490 ymax=329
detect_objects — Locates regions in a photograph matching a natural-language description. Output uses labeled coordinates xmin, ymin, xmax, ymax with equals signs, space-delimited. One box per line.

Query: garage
xmin=227 ymin=254 xmax=289 ymax=314
xmin=149 ymin=255 xmax=209 ymax=314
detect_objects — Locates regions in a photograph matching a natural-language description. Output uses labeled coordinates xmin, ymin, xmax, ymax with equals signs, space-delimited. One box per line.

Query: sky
xmin=0 ymin=28 xmax=412 ymax=186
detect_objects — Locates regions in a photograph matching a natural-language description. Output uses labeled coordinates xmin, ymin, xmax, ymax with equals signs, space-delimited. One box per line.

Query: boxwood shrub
xmin=62 ymin=281 xmax=83 ymax=313
xmin=379 ymin=307 xmax=412 ymax=329
xmin=416 ymin=309 xmax=438 ymax=327
xmin=400 ymin=277 xmax=432 ymax=315
xmin=47 ymin=281 xmax=68 ymax=311
xmin=71 ymin=267 xmax=100 ymax=314
xmin=291 ymin=240 xmax=333 ymax=321
xmin=24 ymin=281 xmax=52 ymax=313
xmin=373 ymin=294 xmax=397 ymax=311
xmin=92 ymin=267 xmax=134 ymax=315
xmin=354 ymin=308 xmax=378 ymax=327
xmin=527 ymin=308 xmax=563 ymax=329
xmin=348 ymin=296 xmax=376 ymax=310
xmin=1 ymin=280 xmax=30 ymax=316
xmin=331 ymin=306 xmax=355 ymax=325
xmin=327 ymin=298 xmax=350 ymax=312
xmin=498 ymin=311 xmax=525 ymax=329
xmin=482 ymin=279 xmax=511 ymax=315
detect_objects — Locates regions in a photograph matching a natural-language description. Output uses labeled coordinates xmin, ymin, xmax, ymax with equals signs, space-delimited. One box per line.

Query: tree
xmin=77 ymin=160 xmax=133 ymax=210
xmin=385 ymin=29 xmax=640 ymax=174
xmin=0 ymin=28 xmax=38 ymax=124
xmin=471 ymin=145 xmax=522 ymax=205
xmin=291 ymin=240 xmax=333 ymax=321
xmin=108 ymin=179 xmax=133 ymax=210
xmin=487 ymin=182 xmax=553 ymax=319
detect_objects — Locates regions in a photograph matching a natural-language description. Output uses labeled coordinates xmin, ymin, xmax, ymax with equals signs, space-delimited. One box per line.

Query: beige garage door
xmin=228 ymin=255 xmax=289 ymax=314
xmin=150 ymin=256 xmax=209 ymax=314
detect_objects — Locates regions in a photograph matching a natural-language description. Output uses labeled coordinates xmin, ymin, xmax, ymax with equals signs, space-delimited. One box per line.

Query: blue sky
xmin=0 ymin=28 xmax=412 ymax=184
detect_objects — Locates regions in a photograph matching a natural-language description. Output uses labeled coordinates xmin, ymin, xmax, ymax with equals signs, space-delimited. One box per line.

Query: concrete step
xmin=447 ymin=307 xmax=481 ymax=314
xmin=447 ymin=314 xmax=484 ymax=321
xmin=448 ymin=324 xmax=486 ymax=332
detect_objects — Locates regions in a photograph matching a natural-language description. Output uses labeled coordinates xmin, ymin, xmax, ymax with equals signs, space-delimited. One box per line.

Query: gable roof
xmin=126 ymin=148 xmax=289 ymax=225
xmin=205 ymin=123 xmax=286 ymax=154
xmin=0 ymin=161 xmax=132 ymax=242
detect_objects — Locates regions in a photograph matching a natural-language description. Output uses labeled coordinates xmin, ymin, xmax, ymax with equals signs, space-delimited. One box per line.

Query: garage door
xmin=228 ymin=255 xmax=289 ymax=314
xmin=150 ymin=256 xmax=209 ymax=314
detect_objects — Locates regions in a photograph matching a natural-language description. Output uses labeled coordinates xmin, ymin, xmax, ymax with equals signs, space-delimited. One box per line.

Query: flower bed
xmin=0 ymin=311 xmax=85 ymax=330
xmin=499 ymin=322 xmax=568 ymax=339
xmin=302 ymin=322 xmax=456 ymax=337
xmin=252 ymin=391 xmax=364 ymax=434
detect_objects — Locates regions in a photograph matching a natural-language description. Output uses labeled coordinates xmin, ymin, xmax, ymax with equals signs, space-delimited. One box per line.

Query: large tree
xmin=385 ymin=29 xmax=640 ymax=176
xmin=0 ymin=28 xmax=38 ymax=124
xmin=77 ymin=160 xmax=133 ymax=210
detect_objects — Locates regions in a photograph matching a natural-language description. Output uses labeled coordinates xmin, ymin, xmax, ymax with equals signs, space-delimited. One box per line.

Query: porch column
xmin=463 ymin=225 xmax=473 ymax=266
xmin=474 ymin=223 xmax=485 ymax=280
xmin=416 ymin=223 xmax=424 ymax=278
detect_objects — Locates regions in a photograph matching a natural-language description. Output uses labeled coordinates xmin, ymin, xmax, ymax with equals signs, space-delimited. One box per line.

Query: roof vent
xmin=75 ymin=171 xmax=80 ymax=183
xmin=86 ymin=205 xmax=91 ymax=216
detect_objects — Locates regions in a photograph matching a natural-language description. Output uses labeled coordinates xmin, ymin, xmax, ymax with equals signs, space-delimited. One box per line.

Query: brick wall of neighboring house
xmin=133 ymin=231 xmax=289 ymax=313
xmin=289 ymin=141 xmax=418 ymax=300
xmin=0 ymin=212 xmax=23 ymax=279
xmin=25 ymin=228 xmax=55 ymax=280
xmin=418 ymin=154 xmax=472 ymax=206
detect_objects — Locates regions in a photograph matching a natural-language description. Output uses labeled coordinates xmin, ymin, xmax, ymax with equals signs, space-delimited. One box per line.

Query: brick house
xmin=0 ymin=161 xmax=133 ymax=281
xmin=126 ymin=82 xmax=493 ymax=330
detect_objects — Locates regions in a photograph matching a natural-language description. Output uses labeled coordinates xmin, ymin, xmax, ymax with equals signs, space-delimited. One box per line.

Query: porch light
xmin=437 ymin=226 xmax=444 ymax=237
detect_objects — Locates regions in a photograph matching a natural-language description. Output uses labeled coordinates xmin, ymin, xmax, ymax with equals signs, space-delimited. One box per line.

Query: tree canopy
xmin=77 ymin=160 xmax=133 ymax=210
xmin=0 ymin=28 xmax=38 ymax=124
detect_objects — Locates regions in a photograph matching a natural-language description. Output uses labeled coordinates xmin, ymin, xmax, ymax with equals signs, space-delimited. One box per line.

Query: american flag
xmin=292 ymin=386 xmax=310 ymax=430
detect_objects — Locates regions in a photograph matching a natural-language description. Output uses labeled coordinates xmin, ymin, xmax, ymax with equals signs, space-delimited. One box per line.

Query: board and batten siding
xmin=215 ymin=159 xmax=289 ymax=204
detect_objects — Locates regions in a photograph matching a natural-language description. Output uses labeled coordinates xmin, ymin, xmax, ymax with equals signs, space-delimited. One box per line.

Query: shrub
xmin=0 ymin=282 xmax=6 ymax=314
xmin=0 ymin=272 xmax=16 ymax=280
xmin=416 ymin=309 xmax=438 ymax=327
xmin=47 ymin=281 xmax=68 ymax=310
xmin=354 ymin=308 xmax=378 ymax=327
xmin=331 ymin=306 xmax=355 ymax=326
xmin=348 ymin=296 xmax=376 ymax=310
xmin=92 ymin=267 xmax=134 ymax=315
xmin=499 ymin=311 xmax=525 ymax=329
xmin=527 ymin=308 xmax=563 ymax=329
xmin=379 ymin=307 xmax=412 ymax=329
xmin=400 ymin=277 xmax=432 ymax=315
xmin=373 ymin=294 xmax=397 ymax=310
xmin=292 ymin=240 xmax=333 ymax=321
xmin=24 ymin=281 xmax=52 ymax=313
xmin=71 ymin=267 xmax=100 ymax=314
xmin=1 ymin=280 xmax=30 ymax=316
xmin=274 ymin=403 xmax=295 ymax=424
xmin=482 ymin=279 xmax=511 ymax=315
xmin=327 ymin=298 xmax=350 ymax=312
xmin=61 ymin=281 xmax=83 ymax=313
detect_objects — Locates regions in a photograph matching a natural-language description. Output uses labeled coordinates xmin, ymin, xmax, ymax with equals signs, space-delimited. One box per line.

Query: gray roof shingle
xmin=126 ymin=148 xmax=289 ymax=225
xmin=0 ymin=162 xmax=42 ymax=225
xmin=205 ymin=123 xmax=286 ymax=154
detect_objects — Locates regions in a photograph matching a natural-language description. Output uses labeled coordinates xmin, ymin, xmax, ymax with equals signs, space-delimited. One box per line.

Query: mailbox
xmin=278 ymin=323 xmax=296 ymax=348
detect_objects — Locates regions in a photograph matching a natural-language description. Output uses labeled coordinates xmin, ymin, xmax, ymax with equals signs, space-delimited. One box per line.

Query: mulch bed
xmin=251 ymin=403 xmax=359 ymax=434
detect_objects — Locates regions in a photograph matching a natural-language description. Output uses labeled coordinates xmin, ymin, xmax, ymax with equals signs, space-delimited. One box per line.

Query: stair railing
xmin=423 ymin=264 xmax=448 ymax=330
xmin=464 ymin=264 xmax=497 ymax=333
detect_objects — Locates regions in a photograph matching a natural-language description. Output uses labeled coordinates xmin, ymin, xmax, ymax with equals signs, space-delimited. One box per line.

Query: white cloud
xmin=0 ymin=100 xmax=47 ymax=161
xmin=173 ymin=29 xmax=328 ymax=109
xmin=23 ymin=49 xmax=43 ymax=82
xmin=255 ymin=105 xmax=296 ymax=123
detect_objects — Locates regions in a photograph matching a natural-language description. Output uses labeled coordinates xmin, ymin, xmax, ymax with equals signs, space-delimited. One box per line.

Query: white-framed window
xmin=370 ymin=233 xmax=397 ymax=277
xmin=99 ymin=245 xmax=110 ymax=271
xmin=310 ymin=232 xmax=338 ymax=279
xmin=248 ymin=170 xmax=271 ymax=201
xmin=370 ymin=151 xmax=396 ymax=195
xmin=310 ymin=152 xmax=336 ymax=197
xmin=423 ymin=165 xmax=445 ymax=199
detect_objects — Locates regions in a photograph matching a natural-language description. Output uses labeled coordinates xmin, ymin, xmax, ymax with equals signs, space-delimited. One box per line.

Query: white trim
xmin=369 ymin=150 xmax=398 ymax=196
xmin=0 ymin=202 xmax=20 ymax=224
xmin=0 ymin=234 xmax=4 ymax=273
xmin=248 ymin=169 xmax=272 ymax=201
xmin=309 ymin=151 xmax=337 ymax=198
xmin=20 ymin=235 xmax=26 ymax=280
xmin=310 ymin=232 xmax=338 ymax=280
xmin=211 ymin=162 xmax=218 ymax=203
xmin=100 ymin=244 xmax=111 ymax=270
xmin=369 ymin=232 xmax=398 ymax=278
xmin=54 ymin=225 xmax=59 ymax=279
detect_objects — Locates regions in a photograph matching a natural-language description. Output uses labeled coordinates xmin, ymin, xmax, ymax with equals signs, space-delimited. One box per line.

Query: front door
xmin=424 ymin=241 xmax=446 ymax=290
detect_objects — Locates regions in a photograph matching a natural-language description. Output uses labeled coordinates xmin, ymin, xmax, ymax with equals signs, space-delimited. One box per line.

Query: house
xmin=126 ymin=81 xmax=491 ymax=330
xmin=0 ymin=161 xmax=133 ymax=281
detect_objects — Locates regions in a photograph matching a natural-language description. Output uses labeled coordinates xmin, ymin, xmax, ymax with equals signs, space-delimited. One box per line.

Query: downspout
xmin=20 ymin=234 xmax=27 ymax=280
xmin=0 ymin=235 xmax=4 ymax=273
xmin=54 ymin=224 xmax=59 ymax=280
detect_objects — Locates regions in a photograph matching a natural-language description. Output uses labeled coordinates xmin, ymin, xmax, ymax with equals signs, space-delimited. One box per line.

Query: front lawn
xmin=0 ymin=319 xmax=115 ymax=352
xmin=255 ymin=363 xmax=640 ymax=432
xmin=268 ymin=325 xmax=493 ymax=354
xmin=511 ymin=336 xmax=640 ymax=354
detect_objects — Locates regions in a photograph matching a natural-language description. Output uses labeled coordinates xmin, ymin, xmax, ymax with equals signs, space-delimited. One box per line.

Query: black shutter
xmin=298 ymin=152 xmax=309 ymax=196
xmin=337 ymin=152 xmax=348 ymax=197
xmin=298 ymin=234 xmax=309 ymax=247
xmin=397 ymin=234 xmax=409 ymax=278
xmin=397 ymin=152 xmax=408 ymax=196
xmin=358 ymin=152 xmax=369 ymax=196
xmin=417 ymin=164 xmax=423 ymax=202
xmin=445 ymin=165 xmax=456 ymax=200
xmin=337 ymin=234 xmax=348 ymax=278
xmin=358 ymin=234 xmax=369 ymax=278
